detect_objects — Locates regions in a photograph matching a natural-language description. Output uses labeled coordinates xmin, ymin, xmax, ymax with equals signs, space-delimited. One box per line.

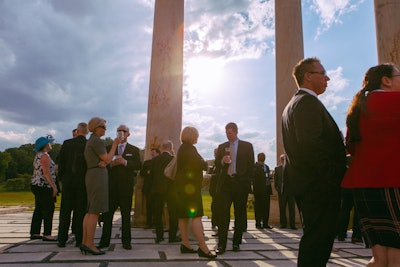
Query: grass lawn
xmin=0 ymin=185 xmax=255 ymax=219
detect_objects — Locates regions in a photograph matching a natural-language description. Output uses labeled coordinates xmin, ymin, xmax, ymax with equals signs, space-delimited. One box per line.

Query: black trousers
xmin=100 ymin=192 xmax=133 ymax=246
xmin=30 ymin=185 xmax=55 ymax=236
xmin=295 ymin=185 xmax=341 ymax=267
xmin=153 ymin=192 xmax=166 ymax=240
xmin=336 ymin=191 xmax=362 ymax=239
xmin=57 ymin=182 xmax=87 ymax=245
xmin=152 ymin=191 xmax=178 ymax=241
xmin=216 ymin=177 xmax=249 ymax=248
xmin=277 ymin=192 xmax=296 ymax=227
xmin=144 ymin=193 xmax=154 ymax=226
xmin=254 ymin=193 xmax=271 ymax=226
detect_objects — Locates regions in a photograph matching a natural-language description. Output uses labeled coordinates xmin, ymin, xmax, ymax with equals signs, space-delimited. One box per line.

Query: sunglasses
xmin=97 ymin=125 xmax=107 ymax=130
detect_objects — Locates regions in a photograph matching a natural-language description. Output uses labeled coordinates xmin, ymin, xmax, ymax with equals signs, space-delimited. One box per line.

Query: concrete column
xmin=374 ymin=0 xmax=400 ymax=65
xmin=133 ymin=0 xmax=184 ymax=227
xmin=274 ymin=0 xmax=304 ymax=227
xmin=275 ymin=0 xmax=304 ymax=163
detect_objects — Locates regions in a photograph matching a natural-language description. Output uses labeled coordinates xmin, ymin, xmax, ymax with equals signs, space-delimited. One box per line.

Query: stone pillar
xmin=274 ymin=0 xmax=304 ymax=227
xmin=374 ymin=0 xmax=400 ymax=65
xmin=275 ymin=0 xmax=304 ymax=163
xmin=133 ymin=0 xmax=184 ymax=227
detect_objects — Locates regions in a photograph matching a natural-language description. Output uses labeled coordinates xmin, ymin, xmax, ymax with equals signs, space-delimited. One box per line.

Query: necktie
xmin=118 ymin=144 xmax=124 ymax=156
xmin=228 ymin=142 xmax=236 ymax=176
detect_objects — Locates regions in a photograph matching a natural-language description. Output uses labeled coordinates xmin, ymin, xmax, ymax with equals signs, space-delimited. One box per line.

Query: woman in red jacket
xmin=342 ymin=63 xmax=400 ymax=266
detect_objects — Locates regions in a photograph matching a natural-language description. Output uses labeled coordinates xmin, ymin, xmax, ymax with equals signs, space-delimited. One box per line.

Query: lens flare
xmin=188 ymin=207 xmax=197 ymax=218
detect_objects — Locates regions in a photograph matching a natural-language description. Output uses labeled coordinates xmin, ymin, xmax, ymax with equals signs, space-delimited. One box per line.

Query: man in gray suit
xmin=282 ymin=57 xmax=346 ymax=267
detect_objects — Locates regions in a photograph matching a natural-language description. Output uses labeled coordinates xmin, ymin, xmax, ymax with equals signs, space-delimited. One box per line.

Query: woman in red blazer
xmin=342 ymin=63 xmax=400 ymax=266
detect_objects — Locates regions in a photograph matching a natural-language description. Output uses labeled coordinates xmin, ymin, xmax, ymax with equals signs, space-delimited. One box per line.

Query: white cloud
xmin=308 ymin=0 xmax=365 ymax=38
xmin=320 ymin=67 xmax=349 ymax=110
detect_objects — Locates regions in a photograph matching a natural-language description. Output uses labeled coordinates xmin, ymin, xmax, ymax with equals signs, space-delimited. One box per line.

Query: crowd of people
xmin=29 ymin=58 xmax=400 ymax=265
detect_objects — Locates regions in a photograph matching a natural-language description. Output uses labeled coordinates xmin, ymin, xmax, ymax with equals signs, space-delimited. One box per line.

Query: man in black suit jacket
xmin=57 ymin=122 xmax=88 ymax=248
xmin=98 ymin=125 xmax=141 ymax=250
xmin=140 ymin=147 xmax=160 ymax=228
xmin=149 ymin=140 xmax=180 ymax=243
xmin=281 ymin=57 xmax=346 ymax=266
xmin=215 ymin=122 xmax=254 ymax=254
xmin=273 ymin=154 xmax=296 ymax=229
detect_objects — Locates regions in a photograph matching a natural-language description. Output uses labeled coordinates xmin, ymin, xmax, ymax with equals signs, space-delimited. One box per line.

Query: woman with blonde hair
xmin=81 ymin=117 xmax=121 ymax=255
xmin=175 ymin=126 xmax=216 ymax=258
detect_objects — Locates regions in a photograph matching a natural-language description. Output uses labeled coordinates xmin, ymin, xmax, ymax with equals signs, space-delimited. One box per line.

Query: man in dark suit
xmin=215 ymin=122 xmax=254 ymax=254
xmin=252 ymin=152 xmax=273 ymax=230
xmin=281 ymin=57 xmax=347 ymax=266
xmin=57 ymin=122 xmax=88 ymax=248
xmin=140 ymin=147 xmax=160 ymax=228
xmin=98 ymin=125 xmax=141 ymax=250
xmin=149 ymin=140 xmax=180 ymax=243
xmin=273 ymin=154 xmax=296 ymax=229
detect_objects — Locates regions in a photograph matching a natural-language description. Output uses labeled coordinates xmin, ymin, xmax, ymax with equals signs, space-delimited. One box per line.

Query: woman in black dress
xmin=175 ymin=126 xmax=216 ymax=259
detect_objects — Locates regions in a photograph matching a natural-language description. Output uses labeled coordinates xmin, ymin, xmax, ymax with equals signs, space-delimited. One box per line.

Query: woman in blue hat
xmin=30 ymin=135 xmax=58 ymax=241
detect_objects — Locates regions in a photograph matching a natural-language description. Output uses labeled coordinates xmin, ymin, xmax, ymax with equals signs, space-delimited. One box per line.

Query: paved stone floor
xmin=0 ymin=207 xmax=371 ymax=267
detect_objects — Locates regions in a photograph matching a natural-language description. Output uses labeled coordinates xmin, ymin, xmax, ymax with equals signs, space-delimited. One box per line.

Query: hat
xmin=34 ymin=136 xmax=54 ymax=151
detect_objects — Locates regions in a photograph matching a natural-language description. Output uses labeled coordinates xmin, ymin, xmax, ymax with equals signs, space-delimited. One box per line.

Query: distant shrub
xmin=4 ymin=174 xmax=31 ymax=191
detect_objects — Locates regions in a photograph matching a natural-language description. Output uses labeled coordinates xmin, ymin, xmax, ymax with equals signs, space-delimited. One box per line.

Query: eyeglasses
xmin=97 ymin=125 xmax=107 ymax=130
xmin=308 ymin=70 xmax=327 ymax=76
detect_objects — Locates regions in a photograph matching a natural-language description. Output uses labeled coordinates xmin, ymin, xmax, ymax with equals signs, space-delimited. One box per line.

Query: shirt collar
xmin=299 ymin=88 xmax=318 ymax=97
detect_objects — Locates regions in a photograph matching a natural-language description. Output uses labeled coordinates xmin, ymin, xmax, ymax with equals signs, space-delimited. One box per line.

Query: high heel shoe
xmin=81 ymin=245 xmax=105 ymax=255
xmin=180 ymin=244 xmax=197 ymax=253
xmin=197 ymin=248 xmax=217 ymax=258
xmin=79 ymin=244 xmax=86 ymax=254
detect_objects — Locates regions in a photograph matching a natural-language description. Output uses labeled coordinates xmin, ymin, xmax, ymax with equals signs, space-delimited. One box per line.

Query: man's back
xmin=58 ymin=136 xmax=87 ymax=184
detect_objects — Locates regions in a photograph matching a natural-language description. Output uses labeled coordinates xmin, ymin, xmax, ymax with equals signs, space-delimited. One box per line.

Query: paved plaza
xmin=0 ymin=207 xmax=371 ymax=267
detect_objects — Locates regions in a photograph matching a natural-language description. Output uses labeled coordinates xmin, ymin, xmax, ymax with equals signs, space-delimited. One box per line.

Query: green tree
xmin=0 ymin=151 xmax=12 ymax=181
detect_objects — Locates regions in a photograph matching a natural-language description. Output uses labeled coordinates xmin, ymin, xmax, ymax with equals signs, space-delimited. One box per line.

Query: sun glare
xmin=185 ymin=57 xmax=225 ymax=96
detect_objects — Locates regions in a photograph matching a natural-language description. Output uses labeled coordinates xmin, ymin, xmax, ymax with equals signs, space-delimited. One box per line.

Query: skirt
xmin=353 ymin=187 xmax=400 ymax=249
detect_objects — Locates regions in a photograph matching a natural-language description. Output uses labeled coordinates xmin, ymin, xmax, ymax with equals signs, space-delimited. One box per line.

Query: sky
xmin=0 ymin=0 xmax=377 ymax=167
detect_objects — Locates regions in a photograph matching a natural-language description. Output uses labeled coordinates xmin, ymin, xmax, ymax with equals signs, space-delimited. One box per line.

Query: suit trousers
xmin=277 ymin=192 xmax=296 ymax=227
xmin=30 ymin=185 xmax=55 ymax=236
xmin=100 ymin=192 xmax=133 ymax=246
xmin=57 ymin=182 xmax=87 ymax=245
xmin=295 ymin=185 xmax=341 ymax=267
xmin=152 ymin=192 xmax=167 ymax=240
xmin=216 ymin=176 xmax=249 ymax=248
xmin=254 ymin=193 xmax=270 ymax=226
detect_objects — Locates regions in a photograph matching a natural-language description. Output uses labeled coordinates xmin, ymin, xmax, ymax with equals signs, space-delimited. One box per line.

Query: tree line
xmin=0 ymin=137 xmax=119 ymax=189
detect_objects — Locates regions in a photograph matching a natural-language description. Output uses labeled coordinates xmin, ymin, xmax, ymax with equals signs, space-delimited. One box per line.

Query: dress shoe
xmin=216 ymin=246 xmax=226 ymax=255
xmin=290 ymin=226 xmax=298 ymax=230
xmin=197 ymin=248 xmax=217 ymax=259
xmin=180 ymin=244 xmax=197 ymax=253
xmin=57 ymin=242 xmax=66 ymax=248
xmin=351 ymin=237 xmax=363 ymax=244
xmin=123 ymin=243 xmax=132 ymax=250
xmin=96 ymin=243 xmax=109 ymax=249
xmin=256 ymin=224 xmax=263 ymax=229
xmin=155 ymin=237 xmax=164 ymax=243
xmin=42 ymin=236 xmax=57 ymax=241
xmin=232 ymin=244 xmax=240 ymax=252
xmin=263 ymin=225 xmax=273 ymax=229
xmin=211 ymin=232 xmax=218 ymax=237
xmin=168 ymin=237 xmax=182 ymax=243
xmin=30 ymin=235 xmax=42 ymax=240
